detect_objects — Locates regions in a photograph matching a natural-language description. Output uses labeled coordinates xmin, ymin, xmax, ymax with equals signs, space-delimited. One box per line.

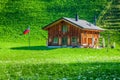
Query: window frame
xmin=53 ymin=37 xmax=58 ymax=44
xmin=72 ymin=37 xmax=77 ymax=43
xmin=62 ymin=25 xmax=68 ymax=33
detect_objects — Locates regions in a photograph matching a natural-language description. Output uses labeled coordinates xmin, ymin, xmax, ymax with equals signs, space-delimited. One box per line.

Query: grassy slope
xmin=0 ymin=0 xmax=108 ymax=42
xmin=98 ymin=0 xmax=120 ymax=46
xmin=98 ymin=0 xmax=120 ymax=29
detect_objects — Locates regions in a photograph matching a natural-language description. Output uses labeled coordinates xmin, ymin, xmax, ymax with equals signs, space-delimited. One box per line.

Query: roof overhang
xmin=42 ymin=17 xmax=104 ymax=32
xmin=42 ymin=17 xmax=84 ymax=30
xmin=42 ymin=18 xmax=63 ymax=30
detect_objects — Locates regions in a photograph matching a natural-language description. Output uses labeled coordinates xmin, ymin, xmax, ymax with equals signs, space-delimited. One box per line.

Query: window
xmin=72 ymin=37 xmax=77 ymax=43
xmin=53 ymin=37 xmax=58 ymax=44
xmin=62 ymin=25 xmax=68 ymax=32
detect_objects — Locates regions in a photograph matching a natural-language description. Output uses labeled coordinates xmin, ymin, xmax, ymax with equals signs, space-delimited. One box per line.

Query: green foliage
xmin=100 ymin=30 xmax=120 ymax=47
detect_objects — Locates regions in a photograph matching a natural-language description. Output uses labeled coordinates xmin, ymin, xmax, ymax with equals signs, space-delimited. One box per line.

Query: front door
xmin=62 ymin=37 xmax=67 ymax=46
xmin=88 ymin=38 xmax=92 ymax=45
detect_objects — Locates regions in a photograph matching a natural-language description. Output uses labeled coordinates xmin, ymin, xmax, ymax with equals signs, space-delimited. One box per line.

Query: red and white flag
xmin=23 ymin=27 xmax=30 ymax=35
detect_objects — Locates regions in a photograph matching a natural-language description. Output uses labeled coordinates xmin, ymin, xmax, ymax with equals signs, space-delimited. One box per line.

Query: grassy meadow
xmin=0 ymin=41 xmax=120 ymax=79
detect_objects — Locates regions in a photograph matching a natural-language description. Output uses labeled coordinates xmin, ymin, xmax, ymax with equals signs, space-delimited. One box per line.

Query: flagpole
xmin=23 ymin=26 xmax=30 ymax=47
xmin=28 ymin=26 xmax=30 ymax=48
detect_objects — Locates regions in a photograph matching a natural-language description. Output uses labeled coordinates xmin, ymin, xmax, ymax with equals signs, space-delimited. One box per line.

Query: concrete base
xmin=47 ymin=46 xmax=83 ymax=48
xmin=48 ymin=46 xmax=62 ymax=48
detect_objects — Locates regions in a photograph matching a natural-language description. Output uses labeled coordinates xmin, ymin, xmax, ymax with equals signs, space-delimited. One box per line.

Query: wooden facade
xmin=43 ymin=18 xmax=102 ymax=48
xmin=43 ymin=21 xmax=100 ymax=46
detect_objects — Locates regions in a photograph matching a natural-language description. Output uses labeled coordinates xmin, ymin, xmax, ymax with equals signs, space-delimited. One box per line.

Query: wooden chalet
xmin=43 ymin=15 xmax=104 ymax=48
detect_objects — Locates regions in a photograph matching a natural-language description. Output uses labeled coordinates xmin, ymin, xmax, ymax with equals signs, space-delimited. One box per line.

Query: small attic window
xmin=62 ymin=25 xmax=68 ymax=32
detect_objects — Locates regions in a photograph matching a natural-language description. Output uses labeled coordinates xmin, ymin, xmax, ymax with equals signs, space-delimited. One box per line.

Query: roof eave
xmin=42 ymin=17 xmax=104 ymax=32
xmin=42 ymin=17 xmax=64 ymax=30
xmin=82 ymin=28 xmax=104 ymax=32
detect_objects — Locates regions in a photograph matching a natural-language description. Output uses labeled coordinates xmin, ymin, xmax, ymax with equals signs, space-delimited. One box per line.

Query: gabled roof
xmin=43 ymin=17 xmax=104 ymax=31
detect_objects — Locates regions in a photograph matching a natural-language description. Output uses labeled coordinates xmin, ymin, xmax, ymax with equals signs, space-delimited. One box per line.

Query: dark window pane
xmin=53 ymin=37 xmax=58 ymax=44
xmin=62 ymin=25 xmax=68 ymax=32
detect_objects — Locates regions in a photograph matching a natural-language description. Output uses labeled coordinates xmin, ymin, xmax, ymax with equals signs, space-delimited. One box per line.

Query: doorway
xmin=62 ymin=37 xmax=67 ymax=46
xmin=88 ymin=38 xmax=92 ymax=45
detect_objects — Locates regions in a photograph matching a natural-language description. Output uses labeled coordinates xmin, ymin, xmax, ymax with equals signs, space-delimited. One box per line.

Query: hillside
xmin=0 ymin=0 xmax=109 ymax=42
xmin=98 ymin=0 xmax=120 ymax=46
xmin=98 ymin=0 xmax=120 ymax=30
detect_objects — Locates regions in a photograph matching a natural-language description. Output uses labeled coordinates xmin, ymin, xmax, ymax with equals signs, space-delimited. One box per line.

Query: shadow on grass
xmin=10 ymin=46 xmax=55 ymax=50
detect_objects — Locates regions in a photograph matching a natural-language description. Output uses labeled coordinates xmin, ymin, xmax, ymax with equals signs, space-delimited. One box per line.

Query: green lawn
xmin=0 ymin=42 xmax=120 ymax=80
